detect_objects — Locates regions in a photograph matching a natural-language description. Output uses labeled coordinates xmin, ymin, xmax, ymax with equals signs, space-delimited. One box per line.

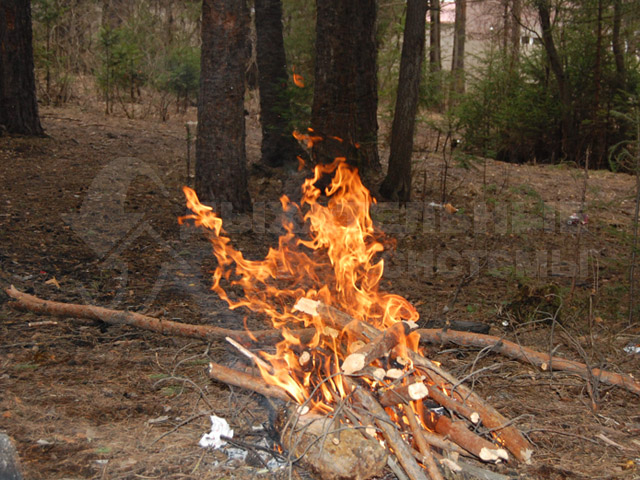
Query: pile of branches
xmin=6 ymin=286 xmax=640 ymax=479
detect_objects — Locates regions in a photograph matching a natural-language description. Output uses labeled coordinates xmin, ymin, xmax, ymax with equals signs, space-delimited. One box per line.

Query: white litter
xmin=199 ymin=415 xmax=234 ymax=449
xmin=624 ymin=343 xmax=640 ymax=355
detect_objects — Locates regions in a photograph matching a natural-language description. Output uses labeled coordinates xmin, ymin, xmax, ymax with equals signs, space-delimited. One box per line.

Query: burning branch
xmin=341 ymin=321 xmax=412 ymax=375
xmin=207 ymin=361 xmax=291 ymax=403
xmin=7 ymin=286 xmax=639 ymax=399
xmin=378 ymin=381 xmax=429 ymax=407
xmin=347 ymin=380 xmax=430 ymax=480
xmin=302 ymin=299 xmax=534 ymax=464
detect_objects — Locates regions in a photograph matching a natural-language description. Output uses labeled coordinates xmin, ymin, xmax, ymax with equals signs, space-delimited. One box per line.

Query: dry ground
xmin=1 ymin=98 xmax=639 ymax=479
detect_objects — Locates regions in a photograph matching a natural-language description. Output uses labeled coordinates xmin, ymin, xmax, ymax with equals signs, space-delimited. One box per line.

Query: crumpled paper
xmin=198 ymin=415 xmax=234 ymax=449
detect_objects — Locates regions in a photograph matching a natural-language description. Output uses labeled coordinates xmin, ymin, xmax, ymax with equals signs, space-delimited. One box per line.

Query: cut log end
xmin=479 ymin=447 xmax=509 ymax=463
xmin=293 ymin=297 xmax=319 ymax=316
xmin=408 ymin=382 xmax=429 ymax=400
xmin=342 ymin=353 xmax=366 ymax=375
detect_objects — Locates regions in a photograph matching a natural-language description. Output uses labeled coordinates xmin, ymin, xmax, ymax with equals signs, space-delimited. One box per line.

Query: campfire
xmin=180 ymin=158 xmax=532 ymax=479
xmin=7 ymin=154 xmax=640 ymax=478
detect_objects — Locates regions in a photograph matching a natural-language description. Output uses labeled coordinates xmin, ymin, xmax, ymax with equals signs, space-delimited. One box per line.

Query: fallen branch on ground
xmin=7 ymin=287 xmax=639 ymax=399
xmin=4 ymin=285 xmax=307 ymax=344
xmin=416 ymin=328 xmax=640 ymax=397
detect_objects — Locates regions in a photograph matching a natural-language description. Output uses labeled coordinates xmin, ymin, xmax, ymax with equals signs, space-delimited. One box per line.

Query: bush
xmin=454 ymin=50 xmax=561 ymax=163
xmin=156 ymin=46 xmax=200 ymax=111
xmin=97 ymin=26 xmax=146 ymax=113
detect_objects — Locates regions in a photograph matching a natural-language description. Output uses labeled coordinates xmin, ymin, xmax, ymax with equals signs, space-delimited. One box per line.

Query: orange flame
xmin=292 ymin=66 xmax=305 ymax=88
xmin=181 ymin=159 xmax=419 ymax=411
xmin=293 ymin=73 xmax=305 ymax=88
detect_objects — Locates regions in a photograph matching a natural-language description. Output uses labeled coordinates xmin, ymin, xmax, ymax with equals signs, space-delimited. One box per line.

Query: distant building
xmin=437 ymin=0 xmax=541 ymax=75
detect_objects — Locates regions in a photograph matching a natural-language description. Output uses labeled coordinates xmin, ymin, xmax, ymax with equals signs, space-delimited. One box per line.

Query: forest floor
xmin=1 ymin=97 xmax=639 ymax=480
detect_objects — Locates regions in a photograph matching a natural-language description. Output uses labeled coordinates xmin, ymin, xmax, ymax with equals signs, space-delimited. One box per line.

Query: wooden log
xmin=433 ymin=414 xmax=508 ymax=463
xmin=342 ymin=321 xmax=412 ymax=374
xmin=5 ymin=285 xmax=310 ymax=344
xmin=207 ymin=361 xmax=292 ymax=402
xmin=403 ymin=404 xmax=444 ymax=480
xmin=426 ymin=384 xmax=480 ymax=424
xmin=11 ymin=288 xmax=637 ymax=399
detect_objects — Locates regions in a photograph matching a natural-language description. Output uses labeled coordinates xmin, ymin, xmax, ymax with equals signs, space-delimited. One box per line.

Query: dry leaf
xmin=444 ymin=203 xmax=458 ymax=214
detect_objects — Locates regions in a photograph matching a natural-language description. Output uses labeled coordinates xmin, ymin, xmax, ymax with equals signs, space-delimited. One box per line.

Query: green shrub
xmin=156 ymin=46 xmax=200 ymax=111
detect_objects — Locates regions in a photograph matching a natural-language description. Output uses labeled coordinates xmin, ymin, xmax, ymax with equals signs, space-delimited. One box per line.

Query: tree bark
xmin=254 ymin=0 xmax=302 ymax=167
xmin=0 ymin=0 xmax=44 ymax=136
xmin=380 ymin=0 xmax=428 ymax=202
xmin=450 ymin=0 xmax=466 ymax=96
xmin=195 ymin=0 xmax=251 ymax=213
xmin=311 ymin=0 xmax=380 ymax=175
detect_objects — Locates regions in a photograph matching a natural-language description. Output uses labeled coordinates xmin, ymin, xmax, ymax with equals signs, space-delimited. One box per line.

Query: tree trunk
xmin=502 ymin=0 xmax=521 ymax=66
xmin=612 ymin=0 xmax=625 ymax=90
xmin=535 ymin=0 xmax=573 ymax=158
xmin=429 ymin=0 xmax=442 ymax=73
xmin=254 ymin=0 xmax=303 ymax=167
xmin=510 ymin=0 xmax=522 ymax=61
xmin=195 ymin=0 xmax=251 ymax=213
xmin=0 ymin=0 xmax=44 ymax=136
xmin=451 ymin=0 xmax=466 ymax=96
xmin=380 ymin=0 xmax=428 ymax=202
xmin=592 ymin=0 xmax=605 ymax=167
xmin=311 ymin=0 xmax=380 ymax=175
